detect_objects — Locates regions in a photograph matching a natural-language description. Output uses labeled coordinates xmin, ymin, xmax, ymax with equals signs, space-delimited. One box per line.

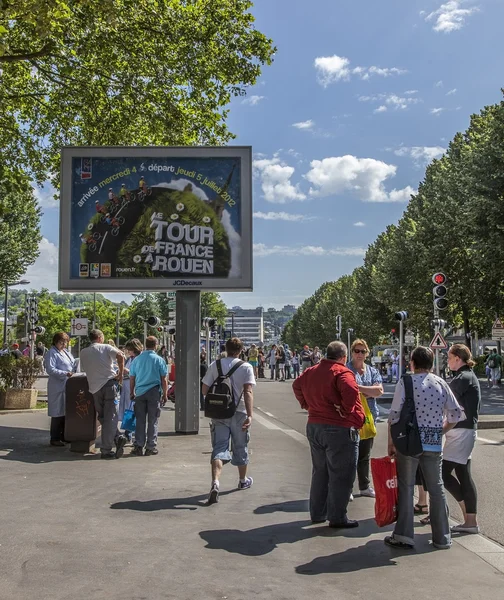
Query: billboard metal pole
xmin=115 ymin=305 xmax=120 ymax=347
xmin=175 ymin=291 xmax=200 ymax=434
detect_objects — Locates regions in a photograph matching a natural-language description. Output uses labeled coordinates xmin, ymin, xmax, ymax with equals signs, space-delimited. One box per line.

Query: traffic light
xmin=202 ymin=317 xmax=216 ymax=329
xmin=395 ymin=311 xmax=409 ymax=321
xmin=28 ymin=296 xmax=38 ymax=324
xmin=156 ymin=326 xmax=163 ymax=333
xmin=33 ymin=326 xmax=45 ymax=334
xmin=147 ymin=316 xmax=160 ymax=327
xmin=432 ymin=273 xmax=448 ymax=311
xmin=167 ymin=327 xmax=176 ymax=335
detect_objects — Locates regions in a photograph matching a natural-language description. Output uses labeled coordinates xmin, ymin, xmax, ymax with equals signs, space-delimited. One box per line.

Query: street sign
xmin=71 ymin=318 xmax=89 ymax=336
xmin=429 ymin=332 xmax=448 ymax=350
xmin=404 ymin=330 xmax=415 ymax=345
xmin=491 ymin=318 xmax=504 ymax=341
xmin=168 ymin=301 xmax=176 ymax=309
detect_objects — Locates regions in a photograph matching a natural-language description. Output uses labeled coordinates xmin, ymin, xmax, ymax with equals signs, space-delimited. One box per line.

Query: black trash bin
xmin=65 ymin=374 xmax=101 ymax=453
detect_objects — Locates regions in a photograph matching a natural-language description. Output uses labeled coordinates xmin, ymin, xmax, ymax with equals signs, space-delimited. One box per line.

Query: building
xmin=225 ymin=308 xmax=264 ymax=346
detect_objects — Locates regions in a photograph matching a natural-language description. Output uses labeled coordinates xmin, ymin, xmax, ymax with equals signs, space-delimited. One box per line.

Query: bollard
xmin=64 ymin=374 xmax=101 ymax=453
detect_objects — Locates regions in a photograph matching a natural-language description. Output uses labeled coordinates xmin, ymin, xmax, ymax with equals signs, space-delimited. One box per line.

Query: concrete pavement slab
xmin=0 ymin=397 xmax=503 ymax=600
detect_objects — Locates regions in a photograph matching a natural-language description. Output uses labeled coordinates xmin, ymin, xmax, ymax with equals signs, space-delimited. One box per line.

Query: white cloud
xmin=446 ymin=88 xmax=457 ymax=95
xmin=430 ymin=107 xmax=445 ymax=116
xmin=394 ymin=146 xmax=446 ymax=164
xmin=292 ymin=119 xmax=315 ymax=130
xmin=435 ymin=80 xmax=444 ymax=87
xmin=33 ymin=183 xmax=58 ymax=209
xmin=253 ymin=211 xmax=315 ymax=222
xmin=425 ymin=1 xmax=479 ymax=33
xmin=360 ymin=93 xmax=421 ymax=111
xmin=221 ymin=210 xmax=241 ymax=278
xmin=305 ymin=155 xmax=414 ymax=203
xmin=241 ymin=95 xmax=265 ymax=106
xmin=20 ymin=237 xmax=59 ymax=290
xmin=353 ymin=222 xmax=366 ymax=227
xmin=287 ymin=148 xmax=302 ymax=159
xmin=404 ymin=90 xmax=419 ymax=95
xmin=374 ymin=106 xmax=387 ymax=114
xmin=253 ymin=157 xmax=306 ymax=203
xmin=253 ymin=243 xmax=366 ymax=258
xmin=314 ymin=54 xmax=406 ymax=87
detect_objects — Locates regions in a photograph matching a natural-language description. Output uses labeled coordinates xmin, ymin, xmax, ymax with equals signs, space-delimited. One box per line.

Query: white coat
xmin=44 ymin=346 xmax=76 ymax=417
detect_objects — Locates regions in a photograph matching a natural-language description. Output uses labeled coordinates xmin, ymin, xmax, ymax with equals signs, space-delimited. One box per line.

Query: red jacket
xmin=292 ymin=359 xmax=365 ymax=429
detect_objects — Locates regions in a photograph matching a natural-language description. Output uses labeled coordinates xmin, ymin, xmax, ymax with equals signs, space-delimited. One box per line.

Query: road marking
xmin=253 ymin=412 xmax=309 ymax=447
xmin=476 ymin=435 xmax=502 ymax=445
xmin=98 ymin=231 xmax=108 ymax=254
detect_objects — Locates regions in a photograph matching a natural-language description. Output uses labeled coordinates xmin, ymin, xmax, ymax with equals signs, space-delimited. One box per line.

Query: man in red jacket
xmin=292 ymin=340 xmax=365 ymax=528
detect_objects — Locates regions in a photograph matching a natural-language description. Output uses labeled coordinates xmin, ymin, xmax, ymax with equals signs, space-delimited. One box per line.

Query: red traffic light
xmin=391 ymin=329 xmax=396 ymax=334
xmin=157 ymin=327 xmax=163 ymax=332
xmin=432 ymin=272 xmax=446 ymax=285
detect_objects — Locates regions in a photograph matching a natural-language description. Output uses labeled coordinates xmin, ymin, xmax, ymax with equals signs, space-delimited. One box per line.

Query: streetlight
xmin=229 ymin=311 xmax=235 ymax=337
xmin=3 ymin=279 xmax=30 ymax=344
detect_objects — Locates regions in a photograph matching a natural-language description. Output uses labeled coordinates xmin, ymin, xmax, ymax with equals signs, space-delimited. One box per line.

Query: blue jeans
xmin=210 ymin=412 xmax=250 ymax=466
xmin=134 ymin=386 xmax=161 ymax=450
xmin=393 ymin=451 xmax=451 ymax=548
xmin=306 ymin=423 xmax=359 ymax=523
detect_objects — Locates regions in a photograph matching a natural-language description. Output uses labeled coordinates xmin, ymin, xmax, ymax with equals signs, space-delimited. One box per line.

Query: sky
xmin=22 ymin=0 xmax=504 ymax=310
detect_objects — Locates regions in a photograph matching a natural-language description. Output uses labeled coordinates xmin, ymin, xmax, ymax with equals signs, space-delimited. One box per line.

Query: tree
xmin=0 ymin=0 xmax=275 ymax=183
xmin=201 ymin=292 xmax=227 ymax=326
xmin=0 ymin=165 xmax=41 ymax=284
xmin=123 ymin=293 xmax=160 ymax=341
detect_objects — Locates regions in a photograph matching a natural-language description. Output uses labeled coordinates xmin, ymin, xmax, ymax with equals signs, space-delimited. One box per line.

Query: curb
xmin=0 ymin=408 xmax=47 ymax=415
xmin=479 ymin=420 xmax=504 ymax=430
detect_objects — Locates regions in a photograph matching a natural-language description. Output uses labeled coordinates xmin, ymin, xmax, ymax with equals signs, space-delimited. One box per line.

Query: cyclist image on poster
xmin=71 ymin=156 xmax=242 ymax=282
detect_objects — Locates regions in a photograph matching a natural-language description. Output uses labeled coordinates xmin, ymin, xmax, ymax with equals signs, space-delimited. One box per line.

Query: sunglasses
xmin=353 ymin=349 xmax=367 ymax=354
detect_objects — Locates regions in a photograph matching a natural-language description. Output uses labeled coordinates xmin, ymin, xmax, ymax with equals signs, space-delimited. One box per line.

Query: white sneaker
xmin=349 ymin=493 xmax=354 ymax=502
xmin=451 ymin=524 xmax=480 ymax=534
xmin=360 ymin=487 xmax=376 ymax=498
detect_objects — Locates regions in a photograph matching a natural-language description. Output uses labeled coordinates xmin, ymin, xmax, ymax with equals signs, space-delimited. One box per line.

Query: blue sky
xmin=23 ymin=0 xmax=504 ymax=309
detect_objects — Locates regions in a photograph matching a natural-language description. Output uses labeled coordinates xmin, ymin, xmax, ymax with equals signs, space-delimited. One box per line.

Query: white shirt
xmin=79 ymin=343 xmax=120 ymax=394
xmin=202 ymin=357 xmax=256 ymax=414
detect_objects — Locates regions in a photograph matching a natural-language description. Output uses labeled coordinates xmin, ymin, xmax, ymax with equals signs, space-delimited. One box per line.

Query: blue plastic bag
xmin=122 ymin=405 xmax=136 ymax=432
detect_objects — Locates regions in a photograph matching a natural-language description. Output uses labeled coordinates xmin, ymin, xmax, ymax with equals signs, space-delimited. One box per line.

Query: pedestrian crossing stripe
xmin=429 ymin=332 xmax=448 ymax=350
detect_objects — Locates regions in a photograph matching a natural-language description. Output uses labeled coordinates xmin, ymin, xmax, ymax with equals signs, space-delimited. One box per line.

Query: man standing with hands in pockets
xmin=129 ymin=336 xmax=168 ymax=456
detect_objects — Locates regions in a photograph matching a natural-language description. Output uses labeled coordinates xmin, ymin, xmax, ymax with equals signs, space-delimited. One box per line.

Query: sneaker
xmin=207 ymin=484 xmax=219 ymax=505
xmin=360 ymin=487 xmax=376 ymax=498
xmin=130 ymin=446 xmax=143 ymax=456
xmin=349 ymin=493 xmax=354 ymax=502
xmin=100 ymin=452 xmax=116 ymax=459
xmin=115 ymin=435 xmax=127 ymax=459
xmin=238 ymin=476 xmax=253 ymax=490
xmin=328 ymin=519 xmax=359 ymax=529
xmin=145 ymin=448 xmax=159 ymax=456
xmin=451 ymin=524 xmax=480 ymax=534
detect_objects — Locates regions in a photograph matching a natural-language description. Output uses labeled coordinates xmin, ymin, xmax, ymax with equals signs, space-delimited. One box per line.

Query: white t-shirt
xmin=443 ymin=428 xmax=477 ymax=464
xmin=79 ymin=343 xmax=120 ymax=394
xmin=202 ymin=357 xmax=256 ymax=414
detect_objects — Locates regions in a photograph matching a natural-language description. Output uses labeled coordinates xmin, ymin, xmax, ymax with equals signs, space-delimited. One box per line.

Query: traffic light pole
xmin=434 ymin=309 xmax=440 ymax=377
xmin=399 ymin=319 xmax=404 ymax=379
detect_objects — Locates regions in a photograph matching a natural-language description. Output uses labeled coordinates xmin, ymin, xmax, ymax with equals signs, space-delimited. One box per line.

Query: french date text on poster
xmin=59 ymin=147 xmax=252 ymax=292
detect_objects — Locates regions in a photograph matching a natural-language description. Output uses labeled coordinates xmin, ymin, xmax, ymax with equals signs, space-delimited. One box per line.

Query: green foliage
xmin=201 ymin=292 xmax=227 ymax=325
xmin=0 ymin=355 xmax=43 ymax=391
xmin=0 ymin=0 xmax=275 ymax=184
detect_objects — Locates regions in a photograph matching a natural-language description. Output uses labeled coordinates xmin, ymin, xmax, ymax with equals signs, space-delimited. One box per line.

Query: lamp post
xmin=3 ymin=279 xmax=30 ymax=344
xmin=229 ymin=311 xmax=235 ymax=337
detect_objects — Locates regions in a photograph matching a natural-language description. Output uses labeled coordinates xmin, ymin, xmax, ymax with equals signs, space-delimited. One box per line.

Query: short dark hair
xmin=410 ymin=346 xmax=434 ymax=370
xmin=145 ymin=336 xmax=158 ymax=350
xmin=326 ymin=341 xmax=347 ymax=360
xmin=89 ymin=329 xmax=103 ymax=342
xmin=225 ymin=337 xmax=244 ymax=356
xmin=52 ymin=332 xmax=69 ymax=345
xmin=125 ymin=338 xmax=143 ymax=355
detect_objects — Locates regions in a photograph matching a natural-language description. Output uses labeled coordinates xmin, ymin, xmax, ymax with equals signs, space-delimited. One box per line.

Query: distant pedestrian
xmin=10 ymin=343 xmax=22 ymax=359
xmin=291 ymin=350 xmax=300 ymax=378
xmin=129 ymin=336 xmax=167 ymax=456
xmin=267 ymin=344 xmax=277 ymax=380
xmin=202 ymin=337 xmax=256 ymax=504
xmin=300 ymin=345 xmax=312 ymax=373
xmin=248 ymin=343 xmax=259 ymax=379
xmin=386 ymin=346 xmax=464 ymax=550
xmin=22 ymin=343 xmax=30 ymax=357
xmin=444 ymin=344 xmax=481 ymax=534
xmin=118 ymin=338 xmax=143 ymax=442
xmin=79 ymin=329 xmax=126 ymax=459
xmin=311 ymin=346 xmax=322 ymax=365
xmin=486 ymin=349 xmax=502 ymax=388
xmin=158 ymin=345 xmax=169 ymax=364
xmin=200 ymin=353 xmax=207 ymax=411
xmin=391 ymin=351 xmax=399 ymax=382
xmin=276 ymin=344 xmax=286 ymax=381
xmin=284 ymin=345 xmax=292 ymax=379
xmin=293 ymin=341 xmax=364 ymax=528
xmin=44 ymin=332 xmax=75 ymax=447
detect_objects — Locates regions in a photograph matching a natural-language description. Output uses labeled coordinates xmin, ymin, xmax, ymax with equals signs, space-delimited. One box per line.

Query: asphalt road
xmin=254 ymin=378 xmax=504 ymax=548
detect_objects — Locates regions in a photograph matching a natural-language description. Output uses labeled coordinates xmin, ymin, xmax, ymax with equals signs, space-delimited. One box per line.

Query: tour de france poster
xmin=59 ymin=147 xmax=253 ymax=292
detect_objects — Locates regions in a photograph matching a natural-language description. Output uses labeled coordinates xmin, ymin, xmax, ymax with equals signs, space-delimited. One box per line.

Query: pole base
xmin=69 ymin=440 xmax=97 ymax=453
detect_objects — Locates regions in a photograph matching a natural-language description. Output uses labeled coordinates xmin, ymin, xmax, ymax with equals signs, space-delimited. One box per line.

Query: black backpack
xmin=390 ymin=375 xmax=423 ymax=457
xmin=204 ymin=359 xmax=244 ymax=419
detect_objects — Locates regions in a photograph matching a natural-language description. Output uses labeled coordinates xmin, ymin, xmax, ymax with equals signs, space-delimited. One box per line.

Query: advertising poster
xmin=59 ymin=147 xmax=252 ymax=291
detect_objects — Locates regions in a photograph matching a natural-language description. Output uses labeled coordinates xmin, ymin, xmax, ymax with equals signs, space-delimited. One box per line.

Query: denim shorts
xmin=210 ymin=412 xmax=250 ymax=466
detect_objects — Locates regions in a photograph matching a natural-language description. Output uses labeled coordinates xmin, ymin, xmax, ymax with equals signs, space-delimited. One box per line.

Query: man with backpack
xmin=202 ymin=337 xmax=256 ymax=505
xmin=486 ymin=349 xmax=502 ymax=388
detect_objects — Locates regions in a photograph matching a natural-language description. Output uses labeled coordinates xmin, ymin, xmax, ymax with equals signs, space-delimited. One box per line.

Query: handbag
xmin=121 ymin=404 xmax=136 ymax=431
xmin=371 ymin=456 xmax=398 ymax=527
xmin=390 ymin=375 xmax=423 ymax=457
xmin=359 ymin=394 xmax=377 ymax=440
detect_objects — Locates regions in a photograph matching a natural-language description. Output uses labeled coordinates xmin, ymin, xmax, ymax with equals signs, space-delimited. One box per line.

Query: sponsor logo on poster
xmin=101 ymin=263 xmax=111 ymax=277
xmin=90 ymin=263 xmax=100 ymax=278
xmin=81 ymin=158 xmax=92 ymax=180
xmin=79 ymin=263 xmax=89 ymax=278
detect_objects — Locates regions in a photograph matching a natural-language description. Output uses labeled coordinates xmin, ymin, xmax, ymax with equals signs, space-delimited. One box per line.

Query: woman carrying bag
xmin=118 ymin=339 xmax=143 ymax=442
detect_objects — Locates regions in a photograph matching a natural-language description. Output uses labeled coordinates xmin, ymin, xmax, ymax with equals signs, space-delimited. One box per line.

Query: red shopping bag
xmin=371 ymin=456 xmax=398 ymax=527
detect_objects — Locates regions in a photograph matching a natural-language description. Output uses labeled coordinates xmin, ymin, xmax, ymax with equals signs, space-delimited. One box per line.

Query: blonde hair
xmin=351 ymin=338 xmax=370 ymax=354
xmin=449 ymin=344 xmax=476 ymax=368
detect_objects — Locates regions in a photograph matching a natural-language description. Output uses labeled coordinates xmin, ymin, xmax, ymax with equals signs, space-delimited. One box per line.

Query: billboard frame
xmin=59 ymin=145 xmax=253 ymax=292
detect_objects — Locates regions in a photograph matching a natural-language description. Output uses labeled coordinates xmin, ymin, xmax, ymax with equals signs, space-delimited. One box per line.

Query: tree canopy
xmin=0 ymin=0 xmax=275 ymax=184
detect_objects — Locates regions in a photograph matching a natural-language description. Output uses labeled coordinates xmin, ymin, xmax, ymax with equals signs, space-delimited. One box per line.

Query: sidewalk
xmin=0 ymin=390 xmax=503 ymax=600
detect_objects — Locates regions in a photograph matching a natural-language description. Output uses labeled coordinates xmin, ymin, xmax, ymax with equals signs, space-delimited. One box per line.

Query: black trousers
xmin=357 ymin=436 xmax=374 ymax=490
xmin=50 ymin=416 xmax=65 ymax=442
xmin=442 ymin=459 xmax=478 ymax=514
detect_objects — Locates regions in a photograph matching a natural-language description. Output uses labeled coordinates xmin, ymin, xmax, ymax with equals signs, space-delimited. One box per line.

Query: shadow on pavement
xmin=254 ymin=499 xmax=309 ymax=514
xmin=296 ymin=535 xmax=435 ymax=574
xmin=0 ymin=426 xmax=89 ymax=463
xmin=199 ymin=518 xmax=382 ymax=556
xmin=110 ymin=489 xmax=238 ymax=511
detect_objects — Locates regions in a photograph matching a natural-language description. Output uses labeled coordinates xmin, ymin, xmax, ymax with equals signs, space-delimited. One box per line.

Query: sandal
xmin=384 ymin=535 xmax=414 ymax=550
xmin=419 ymin=515 xmax=431 ymax=525
xmin=414 ymin=504 xmax=429 ymax=515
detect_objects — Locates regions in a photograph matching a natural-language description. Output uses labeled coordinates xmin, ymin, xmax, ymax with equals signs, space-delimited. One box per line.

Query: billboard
xmin=59 ymin=146 xmax=252 ymax=291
